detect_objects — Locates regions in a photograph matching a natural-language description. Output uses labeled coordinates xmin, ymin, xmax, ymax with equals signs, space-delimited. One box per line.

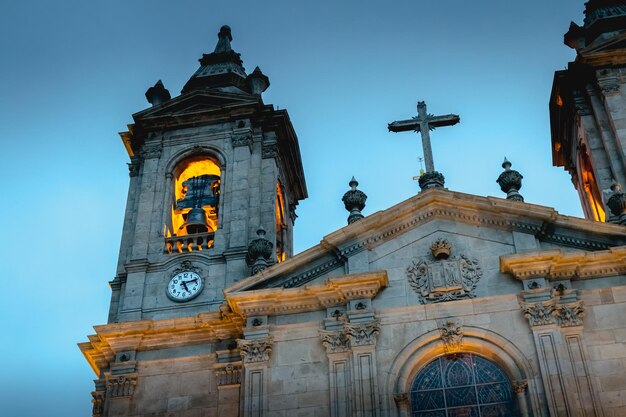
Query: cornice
xmin=227 ymin=189 xmax=626 ymax=292
xmin=500 ymin=246 xmax=626 ymax=281
xmin=225 ymin=271 xmax=388 ymax=318
xmin=79 ymin=311 xmax=243 ymax=376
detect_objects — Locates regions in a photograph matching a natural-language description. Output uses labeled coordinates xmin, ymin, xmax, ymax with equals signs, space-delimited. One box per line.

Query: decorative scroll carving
xmin=262 ymin=143 xmax=278 ymax=159
xmin=345 ymin=321 xmax=380 ymax=347
xmin=439 ymin=321 xmax=463 ymax=353
xmin=512 ymin=380 xmax=528 ymax=394
xmin=215 ymin=364 xmax=242 ymax=386
xmin=106 ymin=374 xmax=137 ymax=398
xmin=319 ymin=329 xmax=350 ymax=353
xmin=140 ymin=144 xmax=162 ymax=159
xmin=555 ymin=301 xmax=585 ymax=327
xmin=572 ymin=91 xmax=592 ymax=116
xmin=406 ymin=241 xmax=482 ymax=303
xmin=232 ymin=133 xmax=253 ymax=149
xmin=520 ymin=299 xmax=557 ymax=326
xmin=393 ymin=392 xmax=409 ymax=405
xmin=91 ymin=390 xmax=105 ymax=416
xmin=238 ymin=337 xmax=273 ymax=363
xmin=127 ymin=158 xmax=140 ymax=177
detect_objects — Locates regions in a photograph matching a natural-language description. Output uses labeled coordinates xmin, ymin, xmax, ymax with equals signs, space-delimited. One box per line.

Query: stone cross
xmin=388 ymin=101 xmax=460 ymax=174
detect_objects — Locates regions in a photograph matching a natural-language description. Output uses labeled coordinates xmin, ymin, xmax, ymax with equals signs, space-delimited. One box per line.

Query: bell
xmin=181 ymin=207 xmax=210 ymax=234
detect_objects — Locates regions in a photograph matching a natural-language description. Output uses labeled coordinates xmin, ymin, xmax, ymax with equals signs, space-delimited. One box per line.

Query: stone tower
xmin=108 ymin=25 xmax=307 ymax=324
xmin=550 ymin=0 xmax=626 ymax=222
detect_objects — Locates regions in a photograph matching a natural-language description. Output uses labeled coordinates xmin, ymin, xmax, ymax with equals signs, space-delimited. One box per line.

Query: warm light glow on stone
xmin=170 ymin=157 xmax=221 ymax=235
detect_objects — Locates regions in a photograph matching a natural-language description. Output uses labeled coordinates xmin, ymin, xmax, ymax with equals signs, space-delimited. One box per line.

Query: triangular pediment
xmin=226 ymin=189 xmax=626 ymax=294
xmin=133 ymin=90 xmax=260 ymax=121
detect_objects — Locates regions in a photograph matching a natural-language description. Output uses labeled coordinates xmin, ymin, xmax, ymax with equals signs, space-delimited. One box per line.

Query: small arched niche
xmin=169 ymin=155 xmax=221 ymax=238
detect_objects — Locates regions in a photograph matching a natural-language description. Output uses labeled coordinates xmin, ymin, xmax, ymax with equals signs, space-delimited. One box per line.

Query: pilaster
xmin=238 ymin=321 xmax=273 ymax=417
xmin=519 ymin=280 xmax=602 ymax=417
xmin=319 ymin=298 xmax=381 ymax=417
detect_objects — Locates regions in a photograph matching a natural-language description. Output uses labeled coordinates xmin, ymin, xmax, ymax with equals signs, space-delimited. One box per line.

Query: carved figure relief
xmin=406 ymin=239 xmax=482 ymax=303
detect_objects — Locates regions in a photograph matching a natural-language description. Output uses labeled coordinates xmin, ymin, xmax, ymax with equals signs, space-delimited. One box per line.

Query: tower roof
xmin=565 ymin=0 xmax=626 ymax=48
xmin=182 ymin=25 xmax=264 ymax=95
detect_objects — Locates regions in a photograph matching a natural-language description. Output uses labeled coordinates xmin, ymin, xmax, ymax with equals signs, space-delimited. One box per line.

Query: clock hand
xmin=181 ymin=281 xmax=189 ymax=292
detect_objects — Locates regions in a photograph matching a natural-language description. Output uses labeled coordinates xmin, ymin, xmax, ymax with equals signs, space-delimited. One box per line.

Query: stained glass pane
xmin=442 ymin=355 xmax=474 ymax=387
xmin=410 ymin=354 xmax=519 ymax=417
xmin=477 ymin=382 xmax=512 ymax=404
xmin=445 ymin=386 xmax=477 ymax=407
xmin=480 ymin=403 xmax=514 ymax=417
xmin=474 ymin=356 xmax=508 ymax=383
xmin=448 ymin=406 xmax=480 ymax=417
xmin=413 ymin=359 xmax=442 ymax=390
xmin=412 ymin=389 xmax=444 ymax=411
xmin=414 ymin=411 xmax=446 ymax=417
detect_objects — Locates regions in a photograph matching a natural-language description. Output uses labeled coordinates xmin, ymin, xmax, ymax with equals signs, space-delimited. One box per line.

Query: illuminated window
xmin=410 ymin=354 xmax=518 ymax=417
xmin=578 ymin=145 xmax=605 ymax=222
xmin=170 ymin=156 xmax=221 ymax=237
xmin=275 ymin=182 xmax=287 ymax=262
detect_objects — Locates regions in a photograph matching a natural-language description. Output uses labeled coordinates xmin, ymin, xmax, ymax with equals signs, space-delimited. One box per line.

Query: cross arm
xmin=388 ymin=119 xmax=419 ymax=133
xmin=429 ymin=114 xmax=460 ymax=128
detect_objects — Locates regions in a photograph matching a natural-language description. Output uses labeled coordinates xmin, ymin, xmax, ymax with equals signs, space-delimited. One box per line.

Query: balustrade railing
xmin=165 ymin=232 xmax=215 ymax=254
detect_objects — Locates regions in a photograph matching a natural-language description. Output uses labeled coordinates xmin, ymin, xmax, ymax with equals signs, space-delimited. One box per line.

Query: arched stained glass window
xmin=410 ymin=354 xmax=518 ymax=417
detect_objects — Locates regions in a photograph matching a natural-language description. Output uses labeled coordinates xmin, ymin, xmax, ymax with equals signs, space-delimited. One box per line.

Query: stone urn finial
xmin=247 ymin=226 xmax=274 ymax=274
xmin=496 ymin=157 xmax=524 ymax=202
xmin=342 ymin=177 xmax=367 ymax=224
xmin=607 ymin=180 xmax=626 ymax=225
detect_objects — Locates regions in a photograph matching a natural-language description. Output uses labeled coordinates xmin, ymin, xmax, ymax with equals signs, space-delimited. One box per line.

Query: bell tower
xmin=109 ymin=25 xmax=307 ymax=323
xmin=550 ymin=0 xmax=626 ymax=223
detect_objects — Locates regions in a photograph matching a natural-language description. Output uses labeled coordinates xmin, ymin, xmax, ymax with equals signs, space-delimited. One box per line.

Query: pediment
xmin=133 ymin=90 xmax=260 ymax=121
xmin=226 ymin=189 xmax=626 ymax=293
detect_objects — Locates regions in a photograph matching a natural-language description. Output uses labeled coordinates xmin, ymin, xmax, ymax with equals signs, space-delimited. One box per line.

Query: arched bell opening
xmin=275 ymin=181 xmax=287 ymax=262
xmin=169 ymin=156 xmax=221 ymax=238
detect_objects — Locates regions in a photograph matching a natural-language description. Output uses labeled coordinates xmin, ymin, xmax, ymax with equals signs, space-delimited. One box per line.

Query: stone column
xmin=512 ymin=380 xmax=530 ymax=417
xmin=238 ymin=335 xmax=273 ymax=417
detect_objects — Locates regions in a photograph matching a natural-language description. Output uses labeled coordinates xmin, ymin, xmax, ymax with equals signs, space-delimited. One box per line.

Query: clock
xmin=166 ymin=270 xmax=203 ymax=302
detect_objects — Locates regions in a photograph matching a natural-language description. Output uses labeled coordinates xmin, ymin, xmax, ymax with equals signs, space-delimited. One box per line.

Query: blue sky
xmin=0 ymin=1 xmax=586 ymax=415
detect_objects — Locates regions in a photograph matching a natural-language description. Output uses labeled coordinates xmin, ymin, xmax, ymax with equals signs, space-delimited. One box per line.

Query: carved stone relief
xmin=238 ymin=337 xmax=273 ymax=363
xmin=406 ymin=239 xmax=482 ymax=303
xmin=345 ymin=321 xmax=381 ymax=347
xmin=555 ymin=300 xmax=585 ymax=327
xmin=215 ymin=364 xmax=242 ymax=386
xmin=106 ymin=374 xmax=137 ymax=398
xmin=319 ymin=329 xmax=350 ymax=353
xmin=438 ymin=321 xmax=463 ymax=353
xmin=520 ymin=299 xmax=557 ymax=326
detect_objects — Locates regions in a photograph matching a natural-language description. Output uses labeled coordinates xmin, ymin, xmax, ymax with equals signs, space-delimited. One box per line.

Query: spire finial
xmin=145 ymin=80 xmax=171 ymax=106
xmin=214 ymin=25 xmax=233 ymax=53
xmin=496 ymin=157 xmax=524 ymax=202
xmin=342 ymin=177 xmax=367 ymax=224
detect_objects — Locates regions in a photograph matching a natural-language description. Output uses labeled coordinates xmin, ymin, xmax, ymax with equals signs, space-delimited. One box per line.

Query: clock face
xmin=167 ymin=271 xmax=203 ymax=302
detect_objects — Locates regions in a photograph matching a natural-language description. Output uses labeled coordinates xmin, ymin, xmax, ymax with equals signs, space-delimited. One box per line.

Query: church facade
xmin=80 ymin=2 xmax=626 ymax=416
